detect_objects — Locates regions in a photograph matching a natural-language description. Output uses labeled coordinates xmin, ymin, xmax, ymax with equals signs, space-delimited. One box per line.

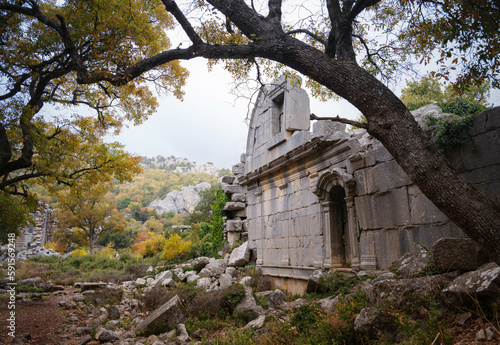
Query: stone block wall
xmin=236 ymin=76 xmax=500 ymax=287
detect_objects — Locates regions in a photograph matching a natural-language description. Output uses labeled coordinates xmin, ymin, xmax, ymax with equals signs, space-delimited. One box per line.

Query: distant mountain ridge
xmin=139 ymin=155 xmax=220 ymax=176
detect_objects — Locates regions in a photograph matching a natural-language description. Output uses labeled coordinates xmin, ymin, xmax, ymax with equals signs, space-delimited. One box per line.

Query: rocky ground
xmin=0 ymin=240 xmax=499 ymax=345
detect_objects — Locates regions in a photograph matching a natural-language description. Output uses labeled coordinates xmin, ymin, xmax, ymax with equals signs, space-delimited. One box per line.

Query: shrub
xmin=71 ymin=248 xmax=88 ymax=256
xmin=44 ymin=240 xmax=67 ymax=254
xmin=219 ymin=284 xmax=246 ymax=317
xmin=97 ymin=243 xmax=117 ymax=259
xmin=161 ymin=234 xmax=191 ymax=260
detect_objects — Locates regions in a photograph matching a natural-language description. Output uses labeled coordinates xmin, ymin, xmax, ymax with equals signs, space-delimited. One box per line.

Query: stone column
xmin=345 ymin=196 xmax=361 ymax=270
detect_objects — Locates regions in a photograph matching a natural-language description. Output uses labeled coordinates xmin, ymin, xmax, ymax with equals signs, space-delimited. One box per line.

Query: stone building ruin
xmin=222 ymin=76 xmax=500 ymax=293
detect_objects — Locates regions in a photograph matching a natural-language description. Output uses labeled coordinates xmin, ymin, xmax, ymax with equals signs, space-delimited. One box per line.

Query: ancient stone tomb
xmin=223 ymin=76 xmax=500 ymax=293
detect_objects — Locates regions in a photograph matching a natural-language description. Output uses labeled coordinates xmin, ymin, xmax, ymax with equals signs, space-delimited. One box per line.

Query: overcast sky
xmin=111 ymin=58 xmax=360 ymax=169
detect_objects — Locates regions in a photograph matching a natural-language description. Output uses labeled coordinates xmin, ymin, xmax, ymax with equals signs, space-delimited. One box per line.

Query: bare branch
xmin=310 ymin=113 xmax=368 ymax=129
xmin=287 ymin=29 xmax=327 ymax=46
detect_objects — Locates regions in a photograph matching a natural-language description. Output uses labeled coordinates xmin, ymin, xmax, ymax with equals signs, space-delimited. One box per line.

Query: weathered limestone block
xmin=312 ymin=120 xmax=346 ymax=136
xmin=235 ymin=287 xmax=264 ymax=319
xmin=197 ymin=277 xmax=212 ymax=289
xmin=198 ymin=268 xmax=212 ymax=278
xmin=205 ymin=259 xmax=228 ymax=277
xmin=223 ymin=184 xmax=246 ymax=194
xmin=96 ymin=329 xmax=120 ymax=342
xmin=363 ymin=275 xmax=452 ymax=308
xmin=192 ymin=256 xmax=210 ymax=271
xmin=306 ymin=269 xmax=324 ymax=293
xmin=220 ymin=175 xmax=235 ymax=184
xmin=219 ymin=273 xmax=233 ymax=289
xmin=136 ymin=295 xmax=187 ymax=335
xmin=231 ymin=193 xmax=247 ymax=203
xmin=226 ymin=219 xmax=243 ymax=232
xmin=267 ymin=289 xmax=287 ymax=309
xmin=228 ymin=241 xmax=251 ymax=267
xmin=152 ymin=270 xmax=173 ymax=287
xmin=161 ymin=278 xmax=177 ymax=288
xmin=354 ymin=307 xmax=397 ymax=341
xmin=232 ymin=163 xmax=245 ymax=175
xmin=135 ymin=278 xmax=146 ymax=286
xmin=432 ymin=237 xmax=487 ymax=272
xmin=391 ymin=243 xmax=431 ymax=278
xmin=223 ymin=202 xmax=246 ymax=211
xmin=443 ymin=263 xmax=500 ymax=305
xmin=243 ymin=314 xmax=266 ymax=330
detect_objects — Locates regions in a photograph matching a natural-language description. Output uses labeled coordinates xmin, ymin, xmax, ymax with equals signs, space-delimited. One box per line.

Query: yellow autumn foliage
xmin=161 ymin=234 xmax=191 ymax=260
xmin=71 ymin=248 xmax=89 ymax=256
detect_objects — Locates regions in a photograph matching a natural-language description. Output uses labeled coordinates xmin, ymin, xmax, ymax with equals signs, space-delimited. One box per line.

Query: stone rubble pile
xmin=220 ymin=153 xmax=249 ymax=244
xmin=2 ymin=240 xmax=500 ymax=345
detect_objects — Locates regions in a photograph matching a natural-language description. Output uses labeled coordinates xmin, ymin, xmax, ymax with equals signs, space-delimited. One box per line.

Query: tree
xmin=0 ymin=0 xmax=186 ymax=235
xmin=2 ymin=0 xmax=500 ymax=262
xmin=56 ymin=186 xmax=126 ymax=253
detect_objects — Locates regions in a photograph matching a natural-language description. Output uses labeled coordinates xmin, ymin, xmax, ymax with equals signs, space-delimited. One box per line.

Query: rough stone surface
xmin=152 ymin=270 xmax=173 ymax=287
xmin=266 ymin=289 xmax=287 ymax=308
xmin=235 ymin=287 xmax=264 ymax=319
xmin=80 ymin=282 xmax=106 ymax=292
xmin=432 ymin=237 xmax=485 ymax=272
xmin=205 ymin=259 xmax=227 ymax=277
xmin=306 ymin=270 xmax=324 ymax=293
xmin=228 ymin=242 xmax=251 ymax=267
xmin=219 ymin=274 xmax=232 ymax=289
xmin=364 ymin=275 xmax=452 ymax=307
xmin=107 ymin=305 xmax=120 ymax=320
xmin=354 ymin=307 xmax=397 ymax=341
xmin=135 ymin=295 xmax=188 ymax=335
xmin=135 ymin=278 xmax=146 ymax=286
xmin=244 ymin=314 xmax=266 ymax=330
xmin=391 ymin=243 xmax=431 ymax=277
xmin=197 ymin=277 xmax=212 ymax=289
xmin=148 ymin=182 xmax=211 ymax=215
xmin=443 ymin=262 xmax=500 ymax=305
xmin=176 ymin=324 xmax=190 ymax=342
xmin=95 ymin=329 xmax=120 ymax=343
xmin=192 ymin=257 xmax=210 ymax=270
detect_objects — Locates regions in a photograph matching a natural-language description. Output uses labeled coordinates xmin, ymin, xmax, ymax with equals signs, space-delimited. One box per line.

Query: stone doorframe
xmin=312 ymin=168 xmax=361 ymax=270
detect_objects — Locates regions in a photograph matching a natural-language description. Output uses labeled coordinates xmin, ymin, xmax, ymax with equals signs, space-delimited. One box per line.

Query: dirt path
xmin=0 ymin=293 xmax=66 ymax=344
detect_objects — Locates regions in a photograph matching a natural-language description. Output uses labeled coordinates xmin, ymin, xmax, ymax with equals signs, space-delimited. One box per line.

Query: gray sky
xmin=112 ymin=58 xmax=362 ymax=169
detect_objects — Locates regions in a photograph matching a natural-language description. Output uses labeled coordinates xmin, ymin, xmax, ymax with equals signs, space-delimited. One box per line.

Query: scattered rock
xmin=205 ymin=259 xmax=227 ymax=277
xmin=80 ymin=282 xmax=107 ymax=292
xmin=219 ymin=274 xmax=232 ymax=289
xmin=354 ymin=307 xmax=397 ymax=341
xmin=192 ymin=257 xmax=210 ymax=270
xmin=152 ymin=270 xmax=173 ymax=287
xmin=240 ymin=276 xmax=252 ymax=286
xmin=243 ymin=314 xmax=266 ymax=329
xmin=444 ymin=262 xmax=500 ymax=306
xmin=267 ymin=289 xmax=287 ymax=308
xmin=197 ymin=277 xmax=212 ymax=289
xmin=135 ymin=278 xmax=146 ymax=286
xmin=234 ymin=287 xmax=264 ymax=320
xmin=78 ymin=335 xmax=92 ymax=345
xmin=391 ymin=243 xmax=431 ymax=277
xmin=176 ymin=324 xmax=190 ymax=342
xmin=107 ymin=305 xmax=120 ymax=320
xmin=135 ymin=295 xmax=188 ymax=335
xmin=228 ymin=242 xmax=251 ymax=267
xmin=432 ymin=237 xmax=488 ymax=272
xmin=95 ymin=329 xmax=120 ymax=343
xmin=306 ymin=270 xmax=324 ymax=293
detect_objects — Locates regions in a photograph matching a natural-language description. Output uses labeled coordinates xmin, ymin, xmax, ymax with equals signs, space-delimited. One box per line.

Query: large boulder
xmin=234 ymin=287 xmax=264 ymax=320
xmin=354 ymin=307 xmax=397 ymax=341
xmin=443 ymin=262 xmax=500 ymax=306
xmin=204 ymin=259 xmax=227 ymax=277
xmin=151 ymin=270 xmax=173 ymax=287
xmin=432 ymin=237 xmax=487 ymax=272
xmin=363 ymin=274 xmax=452 ymax=308
xmin=135 ymin=295 xmax=188 ymax=335
xmin=228 ymin=242 xmax=251 ymax=267
xmin=192 ymin=257 xmax=210 ymax=271
xmin=267 ymin=289 xmax=287 ymax=309
xmin=306 ymin=270 xmax=324 ymax=293
xmin=391 ymin=243 xmax=431 ymax=277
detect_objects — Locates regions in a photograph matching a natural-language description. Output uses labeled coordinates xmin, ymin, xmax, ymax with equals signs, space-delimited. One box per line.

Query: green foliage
xmin=0 ymin=191 xmax=34 ymax=243
xmin=219 ymin=284 xmax=246 ymax=317
xmin=397 ymin=299 xmax=452 ymax=345
xmin=83 ymin=287 xmax=123 ymax=307
xmin=210 ymin=188 xmax=228 ymax=256
xmin=290 ymin=303 xmax=325 ymax=334
xmin=313 ymin=271 xmax=375 ymax=297
xmin=401 ymin=76 xmax=445 ymax=110
xmin=438 ymin=99 xmax=487 ymax=118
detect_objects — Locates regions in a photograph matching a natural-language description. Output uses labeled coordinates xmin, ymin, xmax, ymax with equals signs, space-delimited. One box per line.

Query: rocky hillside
xmin=139 ymin=155 xmax=220 ymax=176
xmin=148 ymin=182 xmax=212 ymax=215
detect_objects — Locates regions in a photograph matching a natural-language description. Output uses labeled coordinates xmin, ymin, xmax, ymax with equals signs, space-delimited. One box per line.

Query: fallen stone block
xmin=135 ymin=295 xmax=188 ymax=335
xmin=228 ymin=242 xmax=251 ymax=267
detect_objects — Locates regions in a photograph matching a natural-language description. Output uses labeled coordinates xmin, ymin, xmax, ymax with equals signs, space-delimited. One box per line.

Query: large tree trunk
xmin=260 ymin=36 xmax=500 ymax=263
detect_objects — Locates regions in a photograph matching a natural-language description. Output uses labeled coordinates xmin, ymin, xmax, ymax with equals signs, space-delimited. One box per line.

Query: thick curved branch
xmin=161 ymin=0 xmax=204 ymax=45
xmin=0 ymin=74 xmax=30 ymax=100
xmin=267 ymin=0 xmax=282 ymax=26
xmin=310 ymin=113 xmax=368 ymax=129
